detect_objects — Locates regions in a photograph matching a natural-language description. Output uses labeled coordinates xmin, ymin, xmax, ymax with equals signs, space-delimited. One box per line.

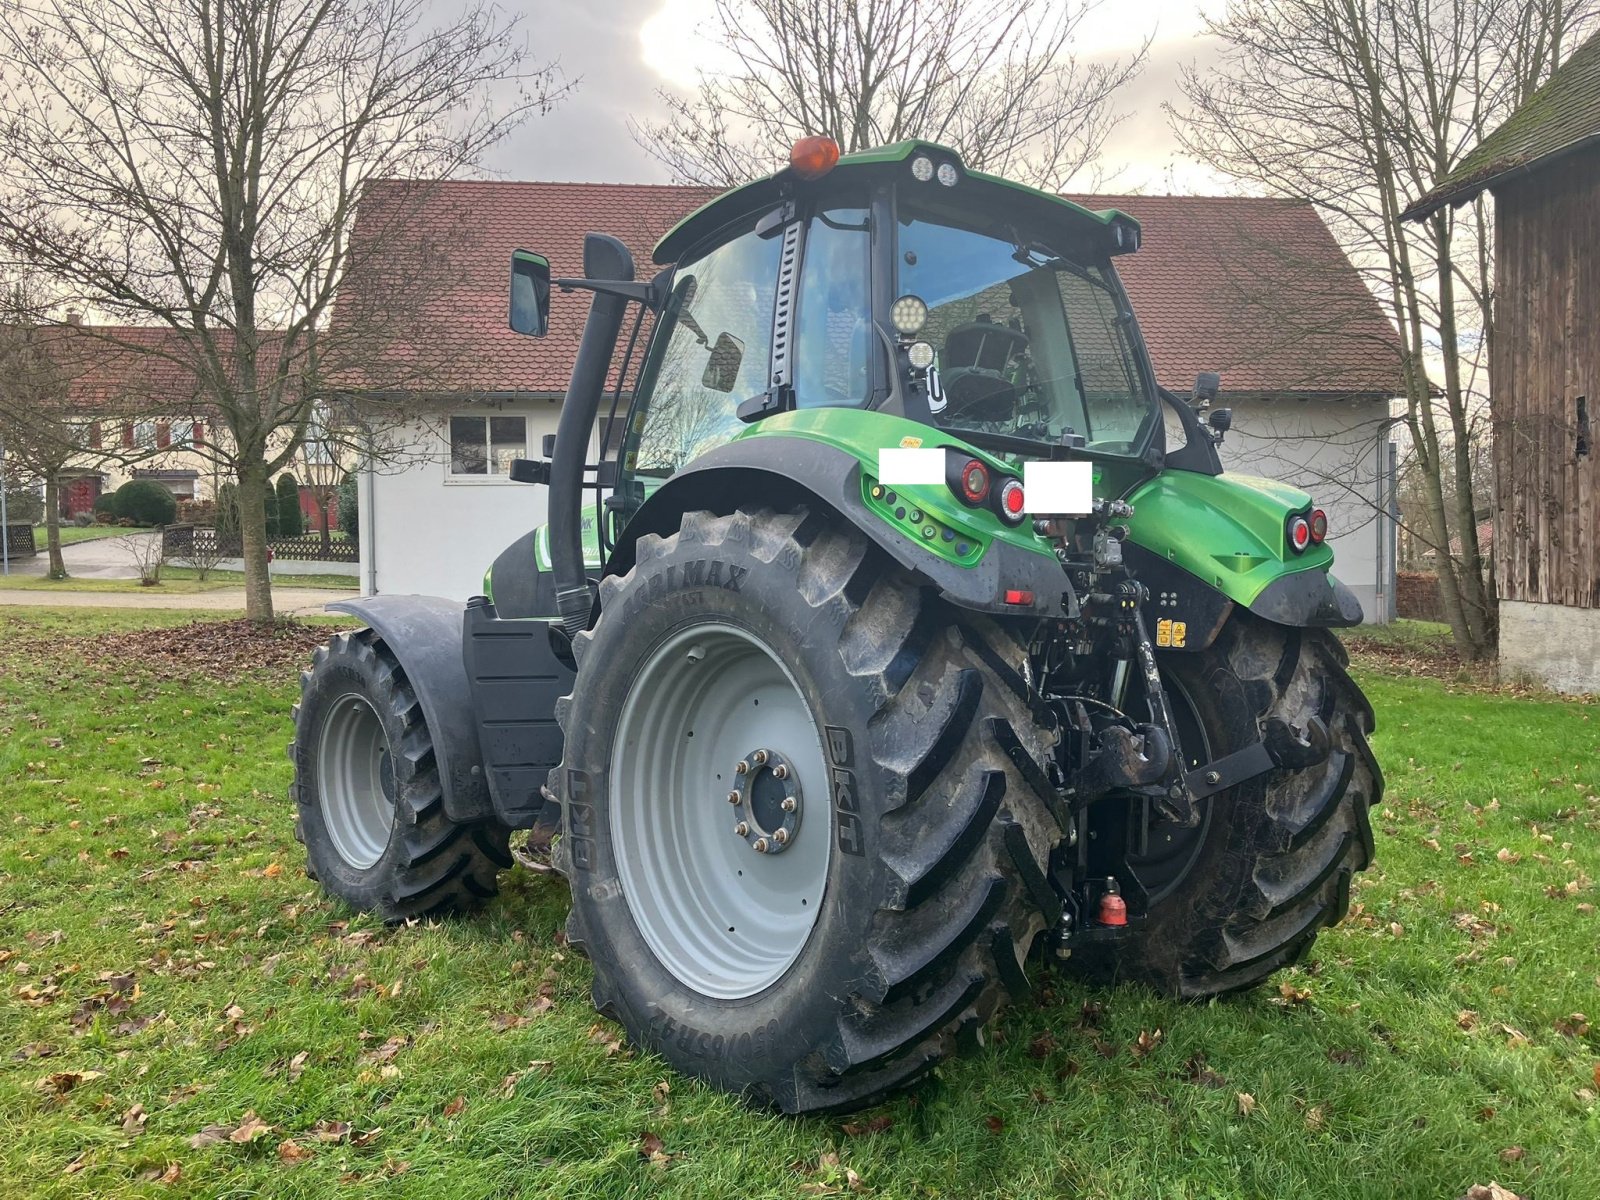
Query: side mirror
xmin=509 ymin=249 xmax=550 ymax=337
xmin=701 ymin=331 xmax=745 ymax=393
xmin=1208 ymin=408 xmax=1232 ymax=434
xmin=1191 ymin=371 xmax=1220 ymax=406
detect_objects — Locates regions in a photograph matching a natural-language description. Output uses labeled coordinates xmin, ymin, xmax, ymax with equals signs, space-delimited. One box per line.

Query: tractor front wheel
xmin=552 ymin=506 xmax=1063 ymax=1114
xmin=290 ymin=629 xmax=512 ymax=921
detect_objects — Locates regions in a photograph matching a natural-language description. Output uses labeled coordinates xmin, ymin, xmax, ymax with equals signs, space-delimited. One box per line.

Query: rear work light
xmin=1310 ymin=508 xmax=1328 ymax=544
xmin=997 ymin=477 xmax=1026 ymax=525
xmin=1288 ymin=513 xmax=1312 ymax=553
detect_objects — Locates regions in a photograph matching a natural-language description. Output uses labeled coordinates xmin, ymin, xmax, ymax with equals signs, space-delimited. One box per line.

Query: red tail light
xmin=1310 ymin=508 xmax=1328 ymax=543
xmin=1288 ymin=514 xmax=1311 ymax=553
xmin=997 ymin=477 xmax=1025 ymax=524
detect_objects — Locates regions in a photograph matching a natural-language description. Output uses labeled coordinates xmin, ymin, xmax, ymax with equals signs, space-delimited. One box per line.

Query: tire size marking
xmin=651 ymin=1014 xmax=780 ymax=1064
xmin=566 ymin=768 xmax=597 ymax=873
xmin=826 ymin=725 xmax=864 ymax=857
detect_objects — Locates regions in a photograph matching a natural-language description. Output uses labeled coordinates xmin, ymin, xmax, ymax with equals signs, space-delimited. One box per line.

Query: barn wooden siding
xmin=1492 ymin=152 xmax=1600 ymax=609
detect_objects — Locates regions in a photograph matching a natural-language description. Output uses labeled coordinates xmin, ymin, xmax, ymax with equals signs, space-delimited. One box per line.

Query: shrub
xmin=112 ymin=479 xmax=177 ymax=527
xmin=338 ymin=470 xmax=359 ymax=545
xmin=264 ymin=478 xmax=279 ymax=539
xmin=93 ymin=493 xmax=120 ymax=521
xmin=275 ymin=473 xmax=303 ymax=538
xmin=3 ymin=481 xmax=44 ymax=524
xmin=73 ymin=512 xmax=93 ymax=527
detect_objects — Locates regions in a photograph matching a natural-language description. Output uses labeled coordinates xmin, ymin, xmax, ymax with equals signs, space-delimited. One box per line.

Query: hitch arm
xmin=1183 ymin=716 xmax=1332 ymax=802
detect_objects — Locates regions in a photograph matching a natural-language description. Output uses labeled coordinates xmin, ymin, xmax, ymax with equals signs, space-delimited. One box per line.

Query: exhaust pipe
xmin=550 ymin=233 xmax=634 ymax=637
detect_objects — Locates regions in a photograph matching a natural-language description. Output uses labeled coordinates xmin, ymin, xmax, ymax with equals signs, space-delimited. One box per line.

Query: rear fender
xmin=611 ymin=435 xmax=1077 ymax=618
xmin=327 ymin=596 xmax=493 ymax=824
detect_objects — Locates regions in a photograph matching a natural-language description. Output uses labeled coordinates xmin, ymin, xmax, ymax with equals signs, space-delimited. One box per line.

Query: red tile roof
xmin=1068 ymin=194 xmax=1404 ymax=397
xmin=49 ymin=183 xmax=1401 ymax=411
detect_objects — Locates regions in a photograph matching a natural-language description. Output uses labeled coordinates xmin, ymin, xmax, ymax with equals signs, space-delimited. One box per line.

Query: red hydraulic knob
xmin=1097 ymin=877 xmax=1128 ymax=927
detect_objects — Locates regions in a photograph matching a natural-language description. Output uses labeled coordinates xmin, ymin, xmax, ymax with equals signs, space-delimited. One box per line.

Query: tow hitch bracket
xmin=1182 ymin=715 xmax=1331 ymax=802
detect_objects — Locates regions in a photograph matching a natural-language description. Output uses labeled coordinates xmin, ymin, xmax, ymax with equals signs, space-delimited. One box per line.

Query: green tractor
xmin=291 ymin=137 xmax=1379 ymax=1114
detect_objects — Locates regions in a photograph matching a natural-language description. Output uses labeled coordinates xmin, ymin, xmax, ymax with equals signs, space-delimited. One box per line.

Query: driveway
xmin=0 ymin=531 xmax=159 ymax=579
xmin=0 ymin=586 xmax=358 ymax=616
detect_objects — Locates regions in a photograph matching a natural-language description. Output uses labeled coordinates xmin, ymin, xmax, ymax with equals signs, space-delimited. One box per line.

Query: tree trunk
xmin=236 ymin=459 xmax=276 ymax=623
xmin=319 ymin=497 xmax=330 ymax=557
xmin=42 ymin=473 xmax=66 ymax=580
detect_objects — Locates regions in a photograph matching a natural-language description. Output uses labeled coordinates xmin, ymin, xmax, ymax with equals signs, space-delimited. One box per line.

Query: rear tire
xmin=290 ymin=629 xmax=512 ymax=922
xmin=552 ymin=506 xmax=1063 ymax=1113
xmin=1069 ymin=611 xmax=1379 ymax=997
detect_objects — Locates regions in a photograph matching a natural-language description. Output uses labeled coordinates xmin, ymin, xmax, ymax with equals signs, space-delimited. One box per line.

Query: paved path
xmin=0 ymin=587 xmax=358 ymax=616
xmin=1 ymin=531 xmax=159 ymax=579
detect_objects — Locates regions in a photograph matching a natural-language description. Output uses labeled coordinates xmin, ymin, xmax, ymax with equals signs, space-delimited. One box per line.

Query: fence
xmin=163 ymin=524 xmax=358 ymax=564
xmin=1395 ymin=571 xmax=1448 ymax=623
xmin=2 ymin=524 xmax=38 ymax=559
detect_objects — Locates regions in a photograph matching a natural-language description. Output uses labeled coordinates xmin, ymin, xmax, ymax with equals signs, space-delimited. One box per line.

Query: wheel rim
xmin=611 ymin=623 xmax=832 ymax=1000
xmin=317 ymin=692 xmax=395 ymax=869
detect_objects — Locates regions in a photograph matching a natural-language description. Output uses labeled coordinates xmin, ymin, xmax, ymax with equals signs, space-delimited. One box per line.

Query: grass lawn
xmin=33 ymin=526 xmax=132 ymax=547
xmin=0 ymin=569 xmax=358 ymax=595
xmin=2 ymin=611 xmax=1596 ymax=1199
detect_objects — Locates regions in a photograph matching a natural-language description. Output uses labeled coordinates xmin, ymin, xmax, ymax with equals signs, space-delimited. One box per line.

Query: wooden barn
xmin=1406 ymin=32 xmax=1600 ymax=694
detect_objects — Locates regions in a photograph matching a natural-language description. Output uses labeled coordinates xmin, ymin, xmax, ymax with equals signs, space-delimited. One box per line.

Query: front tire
xmin=290 ymin=629 xmax=512 ymax=922
xmin=1070 ymin=611 xmax=1379 ymax=997
xmin=552 ymin=507 xmax=1063 ymax=1113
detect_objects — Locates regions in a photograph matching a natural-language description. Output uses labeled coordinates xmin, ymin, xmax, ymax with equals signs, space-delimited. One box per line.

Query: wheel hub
xmin=728 ymin=747 xmax=802 ymax=854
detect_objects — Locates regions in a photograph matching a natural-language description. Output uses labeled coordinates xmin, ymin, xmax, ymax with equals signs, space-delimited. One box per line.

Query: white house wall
xmin=363 ymin=400 xmax=564 ymax=600
xmin=1218 ymin=398 xmax=1395 ymax=623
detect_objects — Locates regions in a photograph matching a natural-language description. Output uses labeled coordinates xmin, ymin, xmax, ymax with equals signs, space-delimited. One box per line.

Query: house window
xmin=449 ymin=414 xmax=526 ymax=477
xmin=134 ymin=420 xmax=157 ymax=448
xmin=170 ymin=419 xmax=195 ymax=446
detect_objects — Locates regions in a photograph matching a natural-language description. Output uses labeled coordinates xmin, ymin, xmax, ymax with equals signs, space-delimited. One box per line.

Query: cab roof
xmin=652 ymin=139 xmax=1139 ymax=265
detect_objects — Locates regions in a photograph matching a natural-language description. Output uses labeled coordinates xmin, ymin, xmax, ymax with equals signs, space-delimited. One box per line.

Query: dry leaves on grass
xmin=638 ymin=1131 xmax=672 ymax=1169
xmin=188 ymin=1111 xmax=275 ymax=1149
xmin=88 ymin=618 xmax=331 ymax=681
xmin=1459 ymin=1185 xmax=1527 ymax=1200
xmin=36 ymin=1070 xmax=105 ymax=1095
xmin=1236 ymin=1092 xmax=1259 ymax=1117
xmin=840 ymin=1115 xmax=893 ymax=1137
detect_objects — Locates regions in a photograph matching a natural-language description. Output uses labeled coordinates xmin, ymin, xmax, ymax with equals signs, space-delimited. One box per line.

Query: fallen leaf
xmin=121 ymin=1103 xmax=147 ymax=1136
xmin=638 ymin=1130 xmax=671 ymax=1168
xmin=37 ymin=1070 xmax=105 ymax=1094
xmin=311 ymin=1119 xmax=351 ymax=1143
xmin=1027 ymin=1032 xmax=1058 ymax=1059
xmin=840 ymin=1115 xmax=893 ymax=1137
xmin=651 ymin=1079 xmax=671 ymax=1109
xmin=63 ymin=1153 xmax=88 ymax=1175
xmin=1278 ymin=981 xmax=1312 ymax=1005
xmin=277 ymin=1139 xmax=314 ymax=1165
xmin=442 ymin=1095 xmax=466 ymax=1118
xmin=287 ymin=1050 xmax=310 ymax=1080
xmin=1183 ymin=1053 xmax=1227 ymax=1088
xmin=1236 ymin=1092 xmax=1258 ymax=1116
xmin=1499 ymin=1146 xmax=1525 ymax=1162
xmin=263 ymin=863 xmax=283 ymax=879
xmin=1304 ymin=1103 xmax=1328 ymax=1132
xmin=1326 ymin=1047 xmax=1364 ymax=1067
xmin=229 ymin=1111 xmax=274 ymax=1144
xmin=984 ymin=1115 xmax=1004 ymax=1133
xmin=1457 ymin=1009 xmax=1479 ymax=1031
xmin=350 ymin=1127 xmax=384 ymax=1148
xmin=188 ymin=1124 xmax=231 ymax=1148
xmin=1132 ymin=1028 xmax=1163 ymax=1058
xmin=1554 ymin=1013 xmax=1590 ymax=1038
xmin=1496 ymin=848 xmax=1521 ymax=864
xmin=1458 ymin=1185 xmax=1527 ymax=1200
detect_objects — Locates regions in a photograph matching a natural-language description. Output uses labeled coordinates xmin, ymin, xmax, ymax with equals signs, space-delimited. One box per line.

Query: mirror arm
xmin=554 ymin=277 xmax=663 ymax=310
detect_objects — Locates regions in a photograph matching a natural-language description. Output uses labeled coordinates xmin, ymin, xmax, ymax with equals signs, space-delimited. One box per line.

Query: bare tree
xmin=0 ymin=0 xmax=570 ymax=621
xmin=633 ymin=0 xmax=1148 ymax=189
xmin=0 ymin=289 xmax=101 ymax=580
xmin=1171 ymin=0 xmax=1597 ymax=661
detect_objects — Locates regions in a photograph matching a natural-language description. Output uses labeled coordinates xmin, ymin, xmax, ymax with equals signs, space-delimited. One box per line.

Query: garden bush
xmin=214 ymin=482 xmax=240 ymax=536
xmin=275 ymin=472 xmax=303 ymax=538
xmin=111 ymin=479 xmax=177 ymax=527
xmin=92 ymin=493 xmax=120 ymax=522
xmin=338 ymin=470 xmax=358 ymax=545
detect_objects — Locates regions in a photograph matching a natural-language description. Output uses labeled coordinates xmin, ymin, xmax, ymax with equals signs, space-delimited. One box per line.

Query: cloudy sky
xmin=485 ymin=0 xmax=1232 ymax=194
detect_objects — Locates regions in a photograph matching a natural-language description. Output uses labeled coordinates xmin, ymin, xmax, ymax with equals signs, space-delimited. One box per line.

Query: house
xmin=1404 ymin=31 xmax=1600 ymax=693
xmin=342 ymin=180 xmax=1405 ymax=618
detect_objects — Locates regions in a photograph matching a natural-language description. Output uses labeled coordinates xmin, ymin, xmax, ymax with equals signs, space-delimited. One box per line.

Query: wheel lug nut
xmin=772 ymin=763 xmax=788 ymax=780
xmin=751 ymin=749 xmax=769 ymax=765
xmin=773 ymin=829 xmax=789 ymax=845
xmin=727 ymin=790 xmax=742 ymax=805
xmin=734 ymin=821 xmax=749 ymax=836
xmin=781 ymin=796 xmax=797 ymax=813
xmin=735 ymin=760 xmax=749 ymax=775
xmin=753 ymin=837 xmax=769 ymax=853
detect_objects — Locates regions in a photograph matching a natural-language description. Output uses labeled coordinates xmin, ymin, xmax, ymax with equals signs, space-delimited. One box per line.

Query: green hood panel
xmin=1123 ymin=470 xmax=1332 ymax=607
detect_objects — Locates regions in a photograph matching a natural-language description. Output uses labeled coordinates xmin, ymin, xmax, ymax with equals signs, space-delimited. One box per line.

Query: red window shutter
xmin=89 ymin=421 xmax=102 ymax=449
xmin=121 ymin=422 xmax=134 ymax=449
xmin=193 ymin=421 xmax=206 ymax=446
xmin=156 ymin=422 xmax=171 ymax=448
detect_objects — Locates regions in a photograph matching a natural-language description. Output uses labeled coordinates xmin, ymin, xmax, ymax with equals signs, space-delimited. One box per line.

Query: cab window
xmin=625 ymin=225 xmax=781 ymax=478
